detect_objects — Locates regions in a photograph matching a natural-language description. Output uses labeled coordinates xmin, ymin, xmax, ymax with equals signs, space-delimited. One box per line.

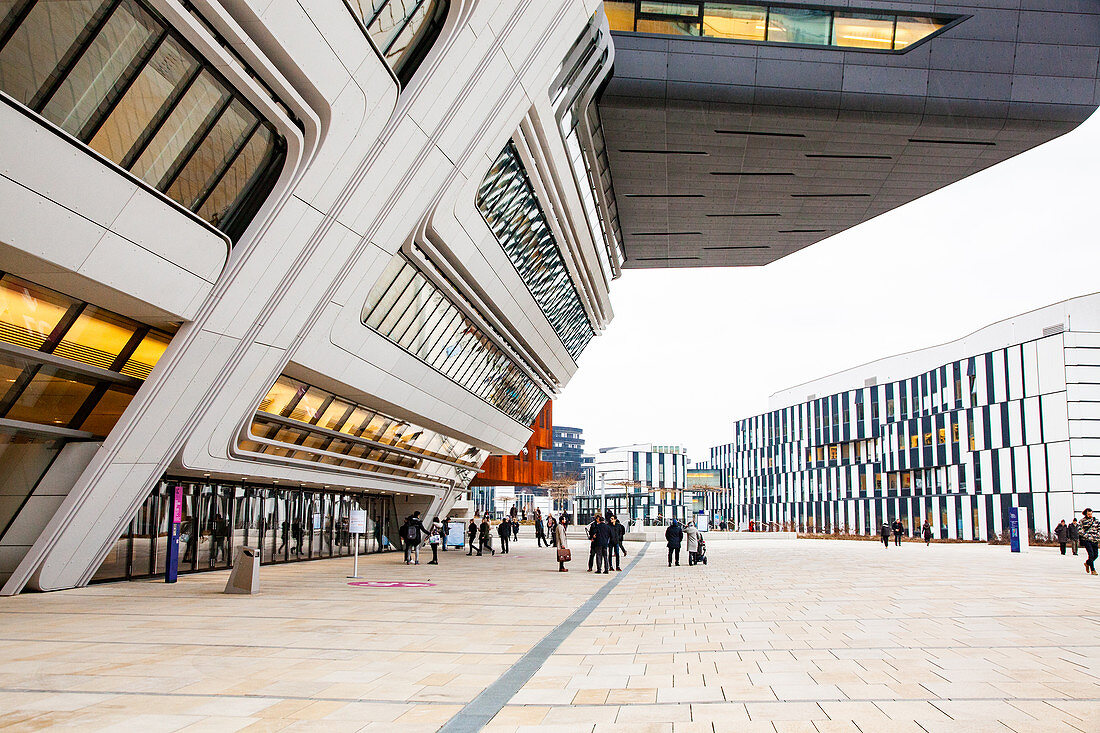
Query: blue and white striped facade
xmin=710 ymin=294 xmax=1100 ymax=540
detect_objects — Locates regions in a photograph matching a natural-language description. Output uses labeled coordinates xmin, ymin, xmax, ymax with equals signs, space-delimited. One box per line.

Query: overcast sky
xmin=554 ymin=110 xmax=1100 ymax=465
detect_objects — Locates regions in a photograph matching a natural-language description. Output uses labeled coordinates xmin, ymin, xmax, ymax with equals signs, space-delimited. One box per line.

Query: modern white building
xmin=710 ymin=294 xmax=1100 ymax=540
xmin=0 ymin=0 xmax=1096 ymax=593
xmin=579 ymin=443 xmax=691 ymax=524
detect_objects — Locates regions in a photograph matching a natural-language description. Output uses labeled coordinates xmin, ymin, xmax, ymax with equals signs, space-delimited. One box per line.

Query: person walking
xmin=891 ymin=519 xmax=904 ymax=546
xmin=427 ymin=517 xmax=442 ymax=564
xmin=403 ymin=511 xmax=428 ymax=565
xmin=587 ymin=514 xmax=601 ymax=572
xmin=441 ymin=517 xmax=450 ymax=552
xmin=592 ymin=515 xmax=613 ymax=573
xmin=555 ymin=514 xmax=570 ymax=572
xmin=880 ymin=522 xmax=891 ymax=548
xmin=1069 ymin=518 xmax=1080 ymax=555
xmin=479 ymin=516 xmax=496 ymax=556
xmin=512 ymin=515 xmax=519 ymax=542
xmin=608 ymin=514 xmax=626 ymax=571
xmin=535 ymin=513 xmax=547 ymax=547
xmin=498 ymin=516 xmax=511 ymax=554
xmin=1079 ymin=508 xmax=1098 ymax=575
xmin=467 ymin=518 xmax=479 ymax=555
xmin=685 ymin=521 xmax=701 ymax=565
xmin=547 ymin=515 xmax=557 ymax=547
xmin=1055 ymin=519 xmax=1069 ymax=555
xmin=665 ymin=520 xmax=683 ymax=566
xmin=922 ymin=520 xmax=933 ymax=546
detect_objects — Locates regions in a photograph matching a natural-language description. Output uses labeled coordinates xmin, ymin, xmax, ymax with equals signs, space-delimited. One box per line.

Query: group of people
xmin=1055 ymin=509 xmax=1099 ymax=574
xmin=466 ymin=515 xmax=522 ymax=556
xmin=878 ymin=519 xmax=935 ymax=547
xmin=583 ymin=513 xmax=627 ymax=573
xmin=664 ymin=519 xmax=706 ymax=566
xmin=399 ymin=511 xmax=448 ymax=565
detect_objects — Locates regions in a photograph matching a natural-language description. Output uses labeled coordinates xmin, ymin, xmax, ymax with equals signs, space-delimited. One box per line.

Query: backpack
xmin=405 ymin=522 xmax=418 ymax=540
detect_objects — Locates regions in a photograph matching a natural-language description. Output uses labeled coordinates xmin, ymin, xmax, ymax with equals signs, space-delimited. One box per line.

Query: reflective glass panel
xmin=119 ymin=329 xmax=169 ymax=380
xmin=5 ymin=365 xmax=96 ymax=426
xmin=53 ymin=306 xmax=137 ymax=370
xmin=88 ymin=36 xmax=197 ymax=164
xmin=894 ymin=16 xmax=943 ymax=49
xmin=0 ymin=0 xmax=109 ymax=105
xmin=165 ymin=98 xmax=255 ymax=209
xmin=604 ymin=0 xmax=635 ymax=30
xmin=0 ymin=429 xmax=65 ymax=536
xmin=0 ymin=275 xmax=73 ymax=350
xmin=833 ymin=13 xmax=893 ymax=49
xmin=767 ymin=7 xmax=831 ymax=45
xmin=131 ymin=69 xmax=226 ymax=189
xmin=78 ymin=383 xmax=137 ymax=435
xmin=636 ymin=18 xmax=699 ymax=35
xmin=41 ymin=0 xmax=157 ymax=136
xmin=641 ymin=2 xmax=699 ymax=16
xmin=703 ymin=4 xmax=765 ymax=40
xmin=195 ymin=124 xmax=275 ymax=229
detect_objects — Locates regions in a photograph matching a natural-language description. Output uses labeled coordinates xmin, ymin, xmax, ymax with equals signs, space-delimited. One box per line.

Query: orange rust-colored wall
xmin=471 ymin=399 xmax=553 ymax=487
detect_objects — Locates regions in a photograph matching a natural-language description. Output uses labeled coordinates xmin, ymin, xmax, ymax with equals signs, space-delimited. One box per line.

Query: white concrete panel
xmin=1069 ymin=402 xmax=1100 ymax=420
xmin=1022 ymin=340 xmax=1040 ymax=397
xmin=1067 ymin=383 xmax=1100 ymax=402
xmin=1047 ymin=441 xmax=1073 ymax=493
xmin=1065 ymin=365 xmax=1100 ymax=384
xmin=1036 ymin=335 xmax=1066 ymax=395
xmin=1069 ymin=421 xmax=1100 ymax=439
xmin=1028 ymin=443 xmax=1048 ymax=493
xmin=1041 ymin=392 xmax=1069 ymax=442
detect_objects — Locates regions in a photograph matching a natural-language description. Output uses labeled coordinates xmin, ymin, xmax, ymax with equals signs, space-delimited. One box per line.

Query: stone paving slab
xmin=0 ymin=536 xmax=1096 ymax=731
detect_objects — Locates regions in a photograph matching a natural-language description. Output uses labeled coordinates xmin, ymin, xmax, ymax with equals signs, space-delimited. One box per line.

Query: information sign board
xmin=349 ymin=509 xmax=367 ymax=534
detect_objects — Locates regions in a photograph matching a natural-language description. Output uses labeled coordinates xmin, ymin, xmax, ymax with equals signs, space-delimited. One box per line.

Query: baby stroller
xmin=695 ymin=537 xmax=708 ymax=565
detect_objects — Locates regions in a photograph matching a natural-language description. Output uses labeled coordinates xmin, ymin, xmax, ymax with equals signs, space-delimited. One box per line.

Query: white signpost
xmin=348 ymin=509 xmax=367 ymax=578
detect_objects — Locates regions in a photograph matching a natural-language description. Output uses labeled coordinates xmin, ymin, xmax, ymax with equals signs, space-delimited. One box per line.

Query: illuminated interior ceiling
xmin=597 ymin=2 xmax=1100 ymax=269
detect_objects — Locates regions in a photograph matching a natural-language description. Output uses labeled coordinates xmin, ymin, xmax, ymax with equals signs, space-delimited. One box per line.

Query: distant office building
xmin=710 ymin=294 xmax=1100 ymax=539
xmin=545 ymin=426 xmax=587 ymax=480
xmin=582 ymin=455 xmax=597 ymax=496
xmin=577 ymin=444 xmax=691 ymax=524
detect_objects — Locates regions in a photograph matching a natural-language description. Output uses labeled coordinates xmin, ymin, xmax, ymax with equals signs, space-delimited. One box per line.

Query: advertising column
xmin=165 ymin=486 xmax=183 ymax=583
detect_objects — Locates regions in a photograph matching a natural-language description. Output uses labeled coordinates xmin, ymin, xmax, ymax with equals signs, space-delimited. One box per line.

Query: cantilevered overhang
xmin=598 ymin=1 xmax=1100 ymax=269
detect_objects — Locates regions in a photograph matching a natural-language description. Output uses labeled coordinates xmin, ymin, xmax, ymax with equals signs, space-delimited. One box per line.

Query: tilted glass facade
xmin=0 ymin=0 xmax=286 ymax=240
xmin=604 ymin=1 xmax=952 ymax=51
xmin=477 ymin=141 xmax=596 ymax=359
xmin=348 ymin=0 xmax=449 ymax=86
xmin=552 ymin=20 xmax=624 ymax=280
xmin=0 ymin=273 xmax=173 ymax=546
xmin=362 ymin=248 xmax=550 ymax=425
xmin=238 ymin=374 xmax=488 ymax=489
xmin=92 ymin=479 xmax=401 ymax=582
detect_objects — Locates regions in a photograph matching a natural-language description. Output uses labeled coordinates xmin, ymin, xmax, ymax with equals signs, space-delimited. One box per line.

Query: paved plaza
xmin=0 ymin=536 xmax=1097 ymax=732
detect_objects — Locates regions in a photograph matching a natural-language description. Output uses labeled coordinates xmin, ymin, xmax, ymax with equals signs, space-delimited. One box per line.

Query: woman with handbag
xmin=556 ymin=513 xmax=570 ymax=572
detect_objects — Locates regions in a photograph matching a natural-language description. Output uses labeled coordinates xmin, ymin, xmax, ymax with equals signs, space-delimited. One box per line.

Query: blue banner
xmin=1009 ymin=507 xmax=1021 ymax=553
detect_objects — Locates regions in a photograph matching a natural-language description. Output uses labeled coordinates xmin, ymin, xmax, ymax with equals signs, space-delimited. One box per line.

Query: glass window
xmin=894 ymin=16 xmax=943 ymax=49
xmin=353 ymin=0 xmax=448 ymax=85
xmin=636 ymin=17 xmax=700 ymax=35
xmin=88 ymin=36 xmax=198 ymax=165
xmin=0 ymin=428 xmax=65 ymax=536
xmin=0 ymin=0 xmax=110 ymax=105
xmin=316 ymin=399 xmax=352 ymax=431
xmin=832 ymin=12 xmax=893 ymax=49
xmin=195 ymin=124 xmax=275 ymax=230
xmin=53 ymin=306 xmax=138 ymax=371
xmin=78 ymin=383 xmax=137 ymax=435
xmin=5 ymin=365 xmax=96 ymax=426
xmin=119 ymin=330 xmax=170 ymax=380
xmin=258 ymin=376 xmax=304 ymax=416
xmin=165 ymin=99 xmax=255 ymax=209
xmin=703 ymin=4 xmax=765 ymax=40
xmin=604 ymin=0 xmax=635 ymax=30
xmin=286 ymin=386 xmax=326 ymax=424
xmin=40 ymin=0 xmax=158 ymax=137
xmin=0 ymin=275 xmax=73 ymax=350
xmin=767 ymin=8 xmax=831 ymax=45
xmin=131 ymin=70 xmax=227 ymax=189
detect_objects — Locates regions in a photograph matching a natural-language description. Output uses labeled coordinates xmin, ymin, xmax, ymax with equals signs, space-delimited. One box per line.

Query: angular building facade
xmin=710 ymin=295 xmax=1100 ymax=540
xmin=0 ymin=0 xmax=1097 ymax=592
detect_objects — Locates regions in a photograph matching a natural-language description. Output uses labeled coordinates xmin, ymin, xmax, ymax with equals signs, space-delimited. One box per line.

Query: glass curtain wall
xmin=477 ymin=141 xmax=595 ymax=360
xmin=0 ymin=273 xmax=174 ymax=547
xmin=362 ymin=250 xmax=550 ymax=425
xmin=93 ymin=479 xmax=401 ymax=582
xmin=347 ymin=0 xmax=449 ymax=86
xmin=0 ymin=0 xmax=286 ymax=240
xmin=239 ymin=374 xmax=487 ymax=486
xmin=603 ymin=1 xmax=950 ymax=51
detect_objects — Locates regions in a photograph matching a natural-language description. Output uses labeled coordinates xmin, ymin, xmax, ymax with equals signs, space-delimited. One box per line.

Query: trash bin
xmin=224 ymin=546 xmax=260 ymax=594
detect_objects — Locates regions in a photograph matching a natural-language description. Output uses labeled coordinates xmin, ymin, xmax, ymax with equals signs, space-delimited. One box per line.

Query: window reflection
xmin=0 ymin=0 xmax=285 ymax=240
xmin=349 ymin=0 xmax=449 ymax=86
xmin=604 ymin=1 xmax=950 ymax=51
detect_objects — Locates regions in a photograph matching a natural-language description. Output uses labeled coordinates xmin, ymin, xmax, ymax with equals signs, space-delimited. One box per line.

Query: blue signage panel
xmin=1008 ymin=507 xmax=1021 ymax=553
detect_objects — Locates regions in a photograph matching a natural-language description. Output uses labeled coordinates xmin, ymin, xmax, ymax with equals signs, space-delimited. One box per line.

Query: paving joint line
xmin=436 ymin=542 xmax=651 ymax=733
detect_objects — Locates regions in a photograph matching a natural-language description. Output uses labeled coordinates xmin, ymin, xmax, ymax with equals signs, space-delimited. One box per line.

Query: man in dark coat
xmin=402 ymin=511 xmax=428 ymax=565
xmin=607 ymin=514 xmax=626 ymax=571
xmin=497 ymin=517 xmax=511 ymax=554
xmin=1055 ymin=519 xmax=1069 ymax=555
xmin=592 ymin=515 xmax=614 ymax=573
xmin=665 ymin=520 xmax=683 ymax=567
xmin=479 ymin=517 xmax=495 ymax=556
xmin=535 ymin=513 xmax=547 ymax=547
xmin=891 ymin=519 xmax=904 ymax=546
xmin=880 ymin=522 xmax=891 ymax=548
xmin=467 ymin=518 xmax=479 ymax=556
xmin=587 ymin=514 xmax=601 ymax=571
xmin=1069 ymin=518 xmax=1080 ymax=555
xmin=441 ymin=517 xmax=450 ymax=552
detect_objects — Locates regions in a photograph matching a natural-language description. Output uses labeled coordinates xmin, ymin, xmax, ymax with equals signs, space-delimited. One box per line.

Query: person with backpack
xmin=402 ymin=512 xmax=428 ymax=565
xmin=665 ymin=520 xmax=683 ymax=567
xmin=427 ymin=517 xmax=442 ymax=564
xmin=880 ymin=522 xmax=891 ymax=548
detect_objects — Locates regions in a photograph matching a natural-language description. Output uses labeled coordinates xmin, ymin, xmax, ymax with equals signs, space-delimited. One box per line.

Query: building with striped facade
xmin=709 ymin=294 xmax=1100 ymax=540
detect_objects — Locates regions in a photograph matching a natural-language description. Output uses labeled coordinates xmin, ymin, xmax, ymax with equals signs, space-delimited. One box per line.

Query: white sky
xmin=555 ymin=110 xmax=1100 ymax=465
